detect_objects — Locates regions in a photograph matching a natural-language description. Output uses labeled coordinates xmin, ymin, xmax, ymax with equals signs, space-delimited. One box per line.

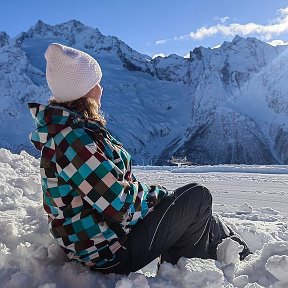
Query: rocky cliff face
xmin=0 ymin=20 xmax=287 ymax=164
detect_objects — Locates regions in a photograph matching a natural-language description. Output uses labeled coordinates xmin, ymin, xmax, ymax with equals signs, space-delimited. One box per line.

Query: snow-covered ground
xmin=0 ymin=148 xmax=288 ymax=288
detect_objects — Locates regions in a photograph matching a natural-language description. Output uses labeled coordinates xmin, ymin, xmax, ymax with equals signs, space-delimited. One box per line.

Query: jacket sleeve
xmin=54 ymin=127 xmax=168 ymax=226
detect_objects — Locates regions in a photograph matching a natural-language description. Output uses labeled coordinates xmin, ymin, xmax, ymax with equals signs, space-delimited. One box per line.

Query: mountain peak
xmin=24 ymin=19 xmax=104 ymax=43
xmin=219 ymin=35 xmax=271 ymax=53
xmin=232 ymin=35 xmax=244 ymax=43
xmin=31 ymin=20 xmax=52 ymax=33
xmin=231 ymin=35 xmax=268 ymax=47
xmin=55 ymin=19 xmax=102 ymax=36
xmin=0 ymin=31 xmax=10 ymax=47
xmin=65 ymin=19 xmax=85 ymax=27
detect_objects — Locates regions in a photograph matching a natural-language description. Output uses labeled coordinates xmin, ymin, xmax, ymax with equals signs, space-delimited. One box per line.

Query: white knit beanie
xmin=45 ymin=43 xmax=102 ymax=102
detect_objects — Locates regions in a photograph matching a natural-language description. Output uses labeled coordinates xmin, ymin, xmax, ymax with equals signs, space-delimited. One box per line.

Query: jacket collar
xmin=28 ymin=103 xmax=112 ymax=151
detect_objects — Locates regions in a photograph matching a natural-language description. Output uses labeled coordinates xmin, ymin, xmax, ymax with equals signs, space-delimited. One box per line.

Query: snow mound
xmin=237 ymin=203 xmax=253 ymax=214
xmin=266 ymin=255 xmax=288 ymax=284
xmin=236 ymin=242 xmax=288 ymax=287
xmin=116 ymin=274 xmax=150 ymax=288
xmin=217 ymin=238 xmax=242 ymax=265
xmin=157 ymin=258 xmax=224 ymax=288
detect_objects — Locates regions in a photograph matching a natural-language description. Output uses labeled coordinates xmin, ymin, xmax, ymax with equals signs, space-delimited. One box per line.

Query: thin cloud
xmin=212 ymin=44 xmax=222 ymax=49
xmin=155 ymin=6 xmax=288 ymax=44
xmin=213 ymin=16 xmax=230 ymax=24
xmin=155 ymin=39 xmax=168 ymax=45
xmin=268 ymin=39 xmax=288 ymax=46
xmin=152 ymin=53 xmax=166 ymax=59
xmin=220 ymin=16 xmax=230 ymax=24
xmin=279 ymin=7 xmax=288 ymax=16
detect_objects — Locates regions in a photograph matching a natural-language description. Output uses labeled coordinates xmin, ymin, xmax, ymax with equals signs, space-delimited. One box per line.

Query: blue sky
xmin=1 ymin=0 xmax=288 ymax=57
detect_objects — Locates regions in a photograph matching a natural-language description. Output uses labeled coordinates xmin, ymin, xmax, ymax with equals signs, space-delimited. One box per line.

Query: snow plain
xmin=0 ymin=148 xmax=287 ymax=288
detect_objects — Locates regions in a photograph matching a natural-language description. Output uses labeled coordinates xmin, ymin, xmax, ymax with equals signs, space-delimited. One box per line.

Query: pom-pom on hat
xmin=45 ymin=43 xmax=102 ymax=102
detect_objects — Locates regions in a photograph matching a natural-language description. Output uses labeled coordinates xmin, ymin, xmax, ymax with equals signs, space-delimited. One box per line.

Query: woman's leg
xmin=91 ymin=183 xmax=251 ymax=274
xmin=208 ymin=213 xmax=252 ymax=260
xmin=118 ymin=183 xmax=213 ymax=273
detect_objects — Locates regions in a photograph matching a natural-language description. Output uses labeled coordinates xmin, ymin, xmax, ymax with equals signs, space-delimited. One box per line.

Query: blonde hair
xmin=49 ymin=96 xmax=106 ymax=126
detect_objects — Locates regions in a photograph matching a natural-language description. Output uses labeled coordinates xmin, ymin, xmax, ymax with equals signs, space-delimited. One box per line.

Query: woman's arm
xmin=54 ymin=127 xmax=168 ymax=225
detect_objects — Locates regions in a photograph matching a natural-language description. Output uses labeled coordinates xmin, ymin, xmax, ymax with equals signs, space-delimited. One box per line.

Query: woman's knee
xmin=174 ymin=183 xmax=212 ymax=206
xmin=200 ymin=185 xmax=213 ymax=203
xmin=174 ymin=182 xmax=198 ymax=193
xmin=172 ymin=183 xmax=213 ymax=225
xmin=190 ymin=185 xmax=213 ymax=217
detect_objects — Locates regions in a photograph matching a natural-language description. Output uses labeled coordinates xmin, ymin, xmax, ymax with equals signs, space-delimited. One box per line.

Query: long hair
xmin=49 ymin=96 xmax=106 ymax=126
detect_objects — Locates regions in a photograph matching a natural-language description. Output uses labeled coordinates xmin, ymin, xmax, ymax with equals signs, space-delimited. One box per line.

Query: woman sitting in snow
xmin=29 ymin=43 xmax=251 ymax=274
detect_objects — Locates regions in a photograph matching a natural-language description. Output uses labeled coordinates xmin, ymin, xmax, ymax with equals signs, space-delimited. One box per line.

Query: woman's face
xmin=87 ymin=83 xmax=103 ymax=106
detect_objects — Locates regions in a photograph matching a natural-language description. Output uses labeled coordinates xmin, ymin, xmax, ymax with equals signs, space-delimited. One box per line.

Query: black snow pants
xmin=91 ymin=183 xmax=215 ymax=274
xmin=91 ymin=183 xmax=236 ymax=274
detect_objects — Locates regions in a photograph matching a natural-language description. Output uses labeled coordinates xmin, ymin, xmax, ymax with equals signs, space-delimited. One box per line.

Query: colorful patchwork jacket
xmin=28 ymin=103 xmax=168 ymax=268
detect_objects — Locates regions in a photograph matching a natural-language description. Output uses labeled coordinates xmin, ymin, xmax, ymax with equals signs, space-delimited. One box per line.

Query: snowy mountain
xmin=0 ymin=20 xmax=288 ymax=165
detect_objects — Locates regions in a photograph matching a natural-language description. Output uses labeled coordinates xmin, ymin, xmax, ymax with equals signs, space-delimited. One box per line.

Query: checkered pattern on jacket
xmin=28 ymin=103 xmax=168 ymax=268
